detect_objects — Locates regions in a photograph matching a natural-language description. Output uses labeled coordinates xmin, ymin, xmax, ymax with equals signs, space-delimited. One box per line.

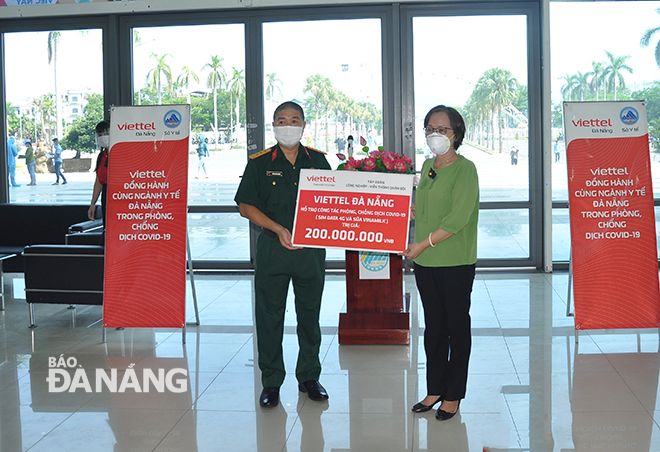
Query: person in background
xmin=21 ymin=139 xmax=36 ymax=185
xmin=7 ymin=136 xmax=20 ymax=187
xmin=88 ymin=120 xmax=110 ymax=225
xmin=346 ymin=134 xmax=354 ymax=158
xmin=50 ymin=137 xmax=67 ymax=185
xmin=196 ymin=136 xmax=209 ymax=178
xmin=403 ymin=105 xmax=479 ymax=421
xmin=235 ymin=101 xmax=331 ymax=408
xmin=510 ymin=146 xmax=519 ymax=165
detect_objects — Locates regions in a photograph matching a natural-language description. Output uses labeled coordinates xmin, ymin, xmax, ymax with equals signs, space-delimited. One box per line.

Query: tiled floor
xmin=1 ymin=270 xmax=660 ymax=451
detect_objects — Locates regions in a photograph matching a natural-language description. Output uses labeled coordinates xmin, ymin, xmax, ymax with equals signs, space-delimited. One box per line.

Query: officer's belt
xmin=262 ymin=228 xmax=277 ymax=239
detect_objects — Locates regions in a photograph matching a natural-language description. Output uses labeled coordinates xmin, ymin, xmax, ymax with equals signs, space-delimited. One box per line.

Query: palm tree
xmin=572 ymin=71 xmax=591 ymax=101
xmin=304 ymin=74 xmax=333 ymax=148
xmin=477 ymin=68 xmax=518 ymax=153
xmin=202 ymin=55 xmax=227 ymax=148
xmin=604 ymin=51 xmax=633 ymax=101
xmin=641 ymin=8 xmax=660 ymax=69
xmin=47 ymin=31 xmax=62 ymax=140
xmin=228 ymin=67 xmax=245 ymax=146
xmin=176 ymin=66 xmax=199 ymax=105
xmin=587 ymin=61 xmax=606 ymax=101
xmin=265 ymin=72 xmax=283 ymax=102
xmin=146 ymin=52 xmax=173 ymax=104
xmin=559 ymin=73 xmax=577 ymax=101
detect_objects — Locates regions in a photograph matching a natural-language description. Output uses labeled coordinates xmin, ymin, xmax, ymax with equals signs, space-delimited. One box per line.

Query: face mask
xmin=274 ymin=126 xmax=303 ymax=147
xmin=98 ymin=135 xmax=110 ymax=149
xmin=426 ymin=133 xmax=453 ymax=155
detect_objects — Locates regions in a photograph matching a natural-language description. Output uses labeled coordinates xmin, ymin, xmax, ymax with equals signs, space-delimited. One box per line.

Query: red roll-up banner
xmin=564 ymin=101 xmax=660 ymax=330
xmin=103 ymin=105 xmax=190 ymax=328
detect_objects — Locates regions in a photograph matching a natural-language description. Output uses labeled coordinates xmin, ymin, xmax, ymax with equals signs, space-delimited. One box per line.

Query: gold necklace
xmin=434 ymin=152 xmax=457 ymax=169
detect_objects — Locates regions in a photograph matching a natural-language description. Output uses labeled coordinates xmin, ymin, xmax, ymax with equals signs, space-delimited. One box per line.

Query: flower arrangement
xmin=337 ymin=146 xmax=414 ymax=174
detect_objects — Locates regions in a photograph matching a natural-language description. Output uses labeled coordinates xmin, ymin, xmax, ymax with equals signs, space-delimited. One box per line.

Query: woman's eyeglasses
xmin=424 ymin=126 xmax=453 ymax=136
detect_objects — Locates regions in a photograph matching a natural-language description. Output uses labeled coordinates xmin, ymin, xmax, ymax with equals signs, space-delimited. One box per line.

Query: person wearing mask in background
xmin=21 ymin=139 xmax=36 ymax=185
xmin=234 ymin=101 xmax=331 ymax=408
xmin=403 ymin=105 xmax=479 ymax=421
xmin=7 ymin=136 xmax=20 ymax=187
xmin=50 ymin=137 xmax=67 ymax=185
xmin=196 ymin=136 xmax=209 ymax=178
xmin=88 ymin=120 xmax=110 ymax=226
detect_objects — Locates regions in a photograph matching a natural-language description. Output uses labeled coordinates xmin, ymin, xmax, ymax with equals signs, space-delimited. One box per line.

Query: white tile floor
xmin=2 ymin=270 xmax=660 ymax=451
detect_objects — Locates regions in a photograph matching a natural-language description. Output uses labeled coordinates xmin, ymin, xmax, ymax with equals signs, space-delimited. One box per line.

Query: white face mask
xmin=426 ymin=133 xmax=453 ymax=155
xmin=98 ymin=135 xmax=110 ymax=149
xmin=274 ymin=126 xmax=303 ymax=148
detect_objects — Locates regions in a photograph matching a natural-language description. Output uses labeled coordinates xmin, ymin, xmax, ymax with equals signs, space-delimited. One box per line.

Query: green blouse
xmin=414 ymin=155 xmax=479 ymax=267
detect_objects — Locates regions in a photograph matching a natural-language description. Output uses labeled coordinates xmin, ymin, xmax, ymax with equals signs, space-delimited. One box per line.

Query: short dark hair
xmin=423 ymin=105 xmax=466 ymax=150
xmin=52 ymin=137 xmax=58 ymax=142
xmin=96 ymin=120 xmax=110 ymax=134
xmin=273 ymin=101 xmax=304 ymax=122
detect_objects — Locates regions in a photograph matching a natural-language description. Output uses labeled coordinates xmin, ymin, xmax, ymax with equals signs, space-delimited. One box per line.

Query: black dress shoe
xmin=435 ymin=401 xmax=460 ymax=421
xmin=298 ymin=380 xmax=329 ymax=401
xmin=259 ymin=387 xmax=280 ymax=408
xmin=411 ymin=396 xmax=442 ymax=413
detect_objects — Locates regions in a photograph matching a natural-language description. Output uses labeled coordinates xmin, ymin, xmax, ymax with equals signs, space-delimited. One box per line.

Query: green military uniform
xmin=235 ymin=143 xmax=331 ymax=388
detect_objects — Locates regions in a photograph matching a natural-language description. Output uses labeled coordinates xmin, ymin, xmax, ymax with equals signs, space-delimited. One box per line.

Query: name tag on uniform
xmin=266 ymin=171 xmax=283 ymax=177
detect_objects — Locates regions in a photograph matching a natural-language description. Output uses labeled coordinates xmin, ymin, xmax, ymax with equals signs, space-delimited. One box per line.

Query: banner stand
xmin=563 ymin=101 xmax=660 ymax=334
xmin=186 ymin=230 xmax=200 ymax=328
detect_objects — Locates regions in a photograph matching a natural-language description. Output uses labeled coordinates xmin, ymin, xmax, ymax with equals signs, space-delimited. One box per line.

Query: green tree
xmin=641 ymin=9 xmax=660 ymax=69
xmin=202 ymin=55 xmax=227 ymax=148
xmin=476 ymin=68 xmax=518 ymax=153
xmin=176 ymin=66 xmax=200 ymax=105
xmin=146 ymin=52 xmax=173 ymax=105
xmin=265 ymin=72 xmax=283 ymax=101
xmin=62 ymin=93 xmax=105 ymax=157
xmin=32 ymin=94 xmax=56 ymax=142
xmin=559 ymin=73 xmax=577 ymax=101
xmin=587 ymin=61 xmax=606 ymax=101
xmin=604 ymin=51 xmax=633 ymax=101
xmin=228 ymin=67 xmax=245 ymax=145
xmin=304 ymin=74 xmax=333 ymax=148
xmin=47 ymin=31 xmax=63 ymax=140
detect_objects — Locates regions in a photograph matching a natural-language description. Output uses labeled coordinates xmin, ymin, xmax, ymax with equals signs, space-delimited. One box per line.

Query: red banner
xmin=292 ymin=169 xmax=414 ymax=253
xmin=564 ymin=101 xmax=660 ymax=330
xmin=103 ymin=106 xmax=190 ymax=328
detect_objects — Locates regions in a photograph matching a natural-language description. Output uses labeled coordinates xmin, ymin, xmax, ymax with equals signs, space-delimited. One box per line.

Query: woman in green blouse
xmin=402 ymin=105 xmax=479 ymax=421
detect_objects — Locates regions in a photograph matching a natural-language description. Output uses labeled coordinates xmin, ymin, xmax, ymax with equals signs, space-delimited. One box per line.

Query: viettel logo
xmin=620 ymin=107 xmax=638 ymax=125
xmin=164 ymin=110 xmax=182 ymax=128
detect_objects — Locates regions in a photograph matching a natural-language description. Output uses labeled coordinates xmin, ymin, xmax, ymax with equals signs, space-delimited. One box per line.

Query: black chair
xmin=23 ymin=244 xmax=104 ymax=328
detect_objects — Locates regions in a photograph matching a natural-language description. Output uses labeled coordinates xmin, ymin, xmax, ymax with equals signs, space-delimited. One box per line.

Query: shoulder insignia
xmin=305 ymin=146 xmax=327 ymax=155
xmin=249 ymin=148 xmax=273 ymax=160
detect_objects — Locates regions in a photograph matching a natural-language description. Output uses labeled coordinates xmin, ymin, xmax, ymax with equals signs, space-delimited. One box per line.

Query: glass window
xmin=550 ymin=1 xmax=660 ymax=263
xmin=413 ymin=16 xmax=529 ymax=202
xmin=132 ymin=24 xmax=246 ymax=206
xmin=188 ymin=212 xmax=250 ymax=261
xmin=478 ymin=209 xmax=530 ymax=259
xmin=5 ymin=29 xmax=103 ymax=201
xmin=262 ymin=19 xmax=383 ymax=169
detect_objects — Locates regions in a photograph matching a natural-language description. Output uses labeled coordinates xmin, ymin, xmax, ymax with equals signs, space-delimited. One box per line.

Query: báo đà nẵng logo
xmin=164 ymin=110 xmax=182 ymax=129
xmin=620 ymin=107 xmax=639 ymax=125
xmin=46 ymin=355 xmax=188 ymax=393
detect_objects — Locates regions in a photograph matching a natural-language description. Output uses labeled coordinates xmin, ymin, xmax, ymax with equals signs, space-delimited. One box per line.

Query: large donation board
xmin=564 ymin=101 xmax=660 ymax=330
xmin=103 ymin=105 xmax=190 ymax=328
xmin=292 ymin=169 xmax=414 ymax=253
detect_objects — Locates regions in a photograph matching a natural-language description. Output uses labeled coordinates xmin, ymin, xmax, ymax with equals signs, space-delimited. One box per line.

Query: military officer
xmin=235 ymin=101 xmax=331 ymax=408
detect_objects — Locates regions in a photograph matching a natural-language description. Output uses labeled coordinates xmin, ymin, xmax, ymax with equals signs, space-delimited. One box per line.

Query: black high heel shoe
xmin=435 ymin=400 xmax=460 ymax=420
xmin=411 ymin=396 xmax=442 ymax=413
